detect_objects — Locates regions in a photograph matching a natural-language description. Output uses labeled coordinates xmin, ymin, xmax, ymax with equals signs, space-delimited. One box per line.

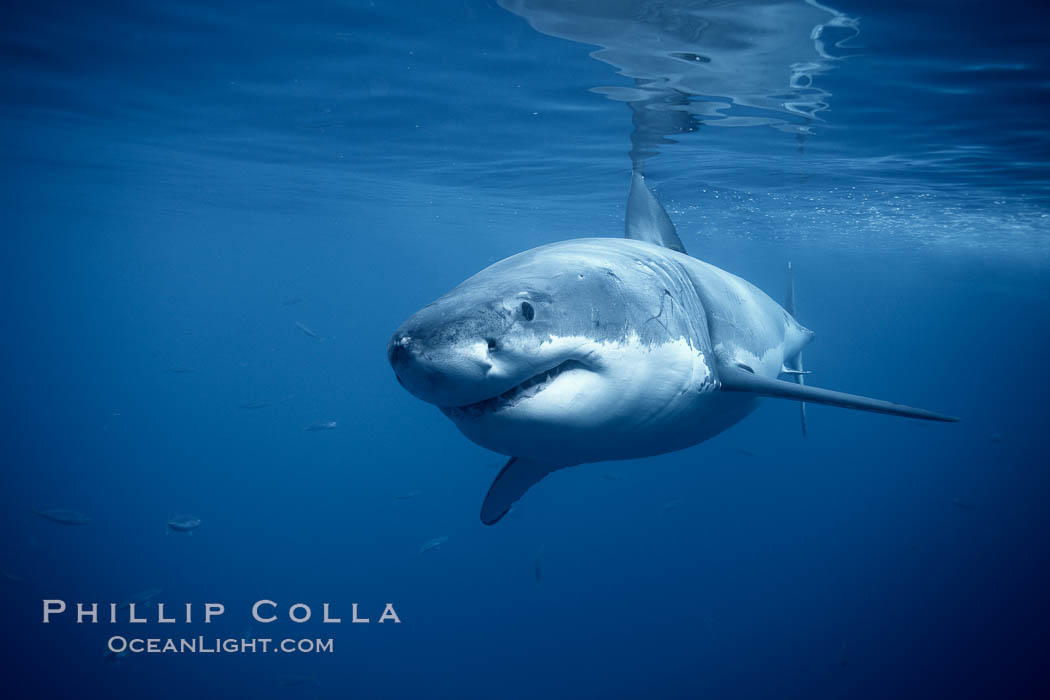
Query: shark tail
xmin=784 ymin=262 xmax=808 ymax=437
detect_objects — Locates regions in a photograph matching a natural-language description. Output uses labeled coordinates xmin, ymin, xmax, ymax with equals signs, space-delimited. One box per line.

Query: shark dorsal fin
xmin=625 ymin=170 xmax=686 ymax=254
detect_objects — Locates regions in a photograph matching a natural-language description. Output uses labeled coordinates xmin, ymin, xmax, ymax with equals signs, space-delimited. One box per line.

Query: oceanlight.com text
xmin=107 ymin=636 xmax=335 ymax=654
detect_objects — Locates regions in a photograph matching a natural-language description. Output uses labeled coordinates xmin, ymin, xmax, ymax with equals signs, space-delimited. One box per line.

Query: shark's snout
xmin=388 ymin=333 xmax=442 ymax=394
xmin=387 ymin=325 xmax=498 ymax=407
xmin=386 ymin=334 xmax=410 ymax=371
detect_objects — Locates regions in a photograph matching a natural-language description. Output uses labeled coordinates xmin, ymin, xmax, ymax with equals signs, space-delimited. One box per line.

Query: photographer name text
xmin=42 ymin=599 xmax=401 ymax=624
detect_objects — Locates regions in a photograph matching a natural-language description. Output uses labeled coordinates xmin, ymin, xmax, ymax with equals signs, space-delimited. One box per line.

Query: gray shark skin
xmin=388 ymin=174 xmax=956 ymax=525
xmin=393 ymin=235 xmax=797 ymax=460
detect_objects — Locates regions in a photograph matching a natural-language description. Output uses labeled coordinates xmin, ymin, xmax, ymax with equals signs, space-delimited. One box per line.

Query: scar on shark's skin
xmin=644 ymin=289 xmax=676 ymax=336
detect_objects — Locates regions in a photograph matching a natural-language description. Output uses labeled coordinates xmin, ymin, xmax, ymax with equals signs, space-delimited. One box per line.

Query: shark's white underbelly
xmin=449 ymin=331 xmax=761 ymax=464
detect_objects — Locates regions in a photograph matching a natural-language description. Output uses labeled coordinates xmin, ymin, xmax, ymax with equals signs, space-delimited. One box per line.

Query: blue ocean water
xmin=2 ymin=0 xmax=1049 ymax=698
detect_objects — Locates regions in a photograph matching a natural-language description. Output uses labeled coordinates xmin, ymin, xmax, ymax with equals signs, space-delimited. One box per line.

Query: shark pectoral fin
xmin=481 ymin=457 xmax=568 ymax=525
xmin=717 ymin=363 xmax=959 ymax=423
xmin=625 ymin=170 xmax=687 ymax=254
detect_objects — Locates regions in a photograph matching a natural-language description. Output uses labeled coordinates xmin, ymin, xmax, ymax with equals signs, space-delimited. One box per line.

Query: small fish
xmin=951 ymin=498 xmax=976 ymax=511
xmin=305 ymin=420 xmax=338 ymax=432
xmin=660 ymin=499 xmax=682 ymax=516
xmin=295 ymin=321 xmax=319 ymax=338
xmin=989 ymin=432 xmax=1002 ymax=443
xmin=1 ymin=571 xmax=23 ymax=584
xmin=167 ymin=514 xmax=202 ymax=533
xmin=419 ymin=536 xmax=448 ymax=555
xmin=534 ymin=544 xmax=545 ymax=584
xmin=237 ymin=400 xmax=271 ymax=410
xmin=34 ymin=508 xmax=92 ymax=525
xmin=118 ymin=587 xmax=163 ymax=610
xmin=167 ymin=367 xmax=197 ymax=374
xmin=600 ymin=474 xmax=619 ymax=481
xmin=393 ymin=490 xmax=420 ymax=501
xmin=281 ymin=295 xmax=304 ymax=306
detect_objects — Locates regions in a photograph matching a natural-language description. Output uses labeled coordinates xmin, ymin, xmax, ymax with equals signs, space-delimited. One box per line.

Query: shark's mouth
xmin=441 ymin=360 xmax=585 ymax=419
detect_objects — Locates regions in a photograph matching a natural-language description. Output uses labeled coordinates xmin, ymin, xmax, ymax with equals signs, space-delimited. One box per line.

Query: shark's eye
xmin=520 ymin=301 xmax=535 ymax=321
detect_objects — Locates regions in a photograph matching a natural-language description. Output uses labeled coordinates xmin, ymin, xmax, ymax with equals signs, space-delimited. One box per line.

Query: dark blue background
xmin=2 ymin=1 xmax=1048 ymax=698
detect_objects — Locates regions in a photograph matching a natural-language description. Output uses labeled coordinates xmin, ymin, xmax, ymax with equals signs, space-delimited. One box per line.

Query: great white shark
xmin=388 ymin=173 xmax=957 ymax=525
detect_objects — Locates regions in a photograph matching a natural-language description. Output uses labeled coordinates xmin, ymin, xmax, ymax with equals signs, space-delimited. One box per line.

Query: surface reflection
xmin=500 ymin=0 xmax=859 ymax=165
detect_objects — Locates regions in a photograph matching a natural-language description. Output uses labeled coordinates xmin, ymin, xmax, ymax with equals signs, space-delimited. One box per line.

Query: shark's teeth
xmin=442 ymin=360 xmax=584 ymax=419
